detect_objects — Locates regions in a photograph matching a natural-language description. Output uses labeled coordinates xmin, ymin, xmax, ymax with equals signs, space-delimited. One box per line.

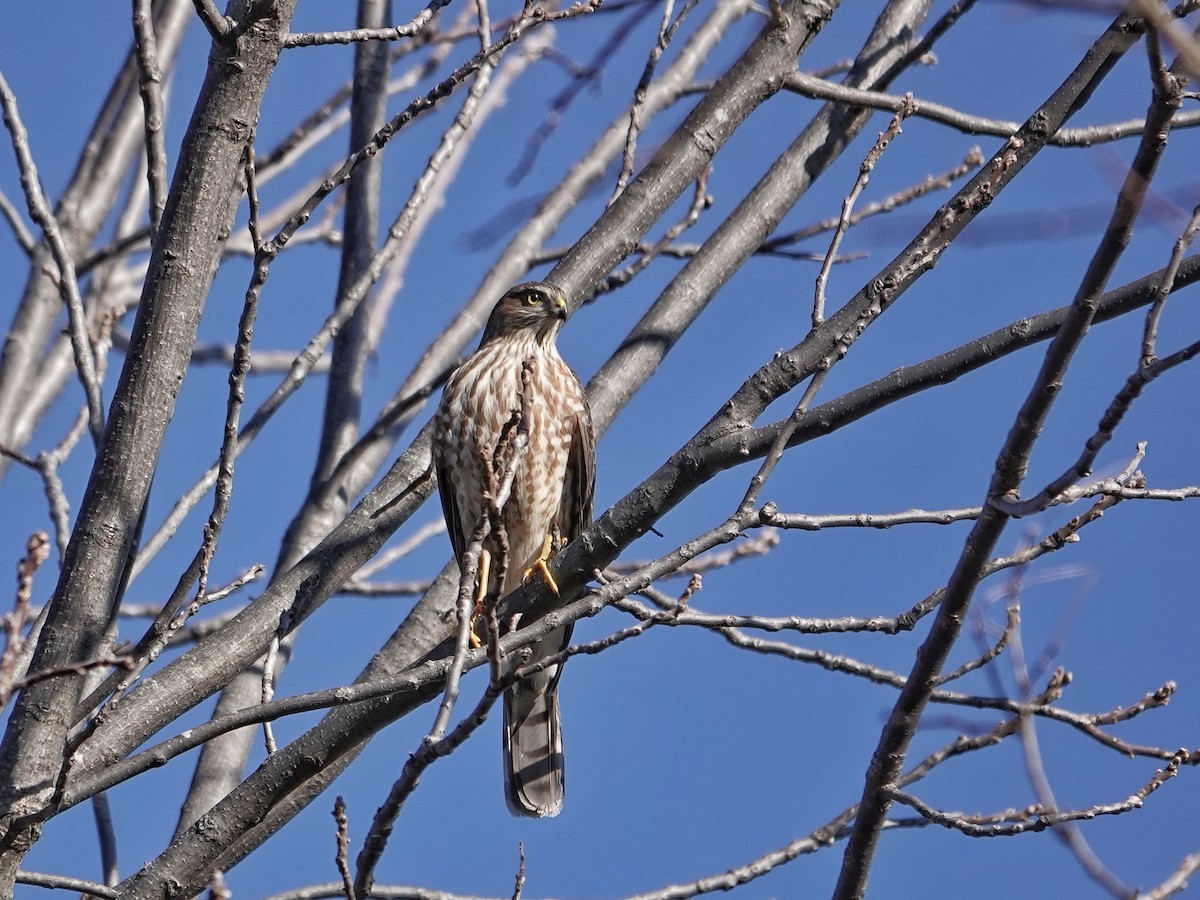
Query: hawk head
xmin=481 ymin=282 xmax=569 ymax=347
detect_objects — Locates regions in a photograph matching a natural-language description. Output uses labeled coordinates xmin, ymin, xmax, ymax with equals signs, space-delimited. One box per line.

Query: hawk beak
xmin=552 ymin=294 xmax=567 ymax=320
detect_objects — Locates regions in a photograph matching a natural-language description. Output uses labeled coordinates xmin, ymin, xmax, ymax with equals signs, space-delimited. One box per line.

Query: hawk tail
xmin=503 ymin=648 xmax=566 ymax=818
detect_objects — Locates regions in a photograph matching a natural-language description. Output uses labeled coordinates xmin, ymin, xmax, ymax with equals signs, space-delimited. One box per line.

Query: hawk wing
xmin=558 ymin=397 xmax=595 ymax=543
xmin=435 ymin=449 xmax=467 ymax=566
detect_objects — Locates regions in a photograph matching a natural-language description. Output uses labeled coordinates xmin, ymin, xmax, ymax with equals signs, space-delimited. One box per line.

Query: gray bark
xmin=0 ymin=0 xmax=299 ymax=889
xmin=175 ymin=0 xmax=395 ymax=836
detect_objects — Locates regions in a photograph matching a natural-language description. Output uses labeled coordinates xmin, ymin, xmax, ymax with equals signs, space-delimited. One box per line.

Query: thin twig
xmin=739 ymin=369 xmax=830 ymax=515
xmin=15 ymin=871 xmax=118 ymax=898
xmin=609 ymin=0 xmax=697 ymax=204
xmin=814 ymin=93 xmax=915 ymax=326
xmin=354 ymin=521 xmax=447 ymax=580
xmin=598 ymin=168 xmax=713 ymax=294
xmin=92 ymin=791 xmax=120 ymax=887
xmin=889 ymin=751 xmax=1185 ymax=838
xmin=38 ymin=409 xmax=90 ymax=560
xmin=607 ymin=528 xmax=780 ymax=579
xmin=333 ymin=796 xmax=354 ymax=900
xmin=761 ymin=146 xmax=983 ymax=254
xmin=337 ymin=579 xmax=433 ymax=598
xmin=995 ymin=337 xmax=1200 ymax=517
xmin=782 ymin=72 xmax=1200 ymax=148
xmin=1139 ymin=852 xmax=1200 ymax=900
xmin=1 ymin=532 xmax=49 ymax=701
xmin=10 ymin=655 xmax=132 ymax=695
xmin=507 ymin=1 xmax=660 ymax=185
xmin=0 ymin=69 xmax=105 ymax=444
xmin=512 ymin=844 xmax=525 ymax=900
xmin=192 ymin=0 xmax=233 ymax=41
xmin=132 ymin=0 xmax=168 ymax=237
xmin=1142 ymin=198 xmax=1200 ymax=366
xmin=283 ymin=0 xmax=454 ymax=48
xmin=261 ymin=633 xmax=280 ymax=756
xmin=936 ymin=605 xmax=1017 ymax=686
xmin=0 ymin=187 xmax=34 ymax=252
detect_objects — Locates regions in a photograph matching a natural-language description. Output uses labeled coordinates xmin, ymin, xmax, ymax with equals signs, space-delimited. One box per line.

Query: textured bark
xmin=0 ymin=0 xmax=299 ymax=889
xmin=175 ymin=0 xmax=394 ymax=836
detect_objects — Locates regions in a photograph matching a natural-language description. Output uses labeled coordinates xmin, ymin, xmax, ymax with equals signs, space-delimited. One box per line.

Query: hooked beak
xmin=551 ymin=292 xmax=568 ymax=320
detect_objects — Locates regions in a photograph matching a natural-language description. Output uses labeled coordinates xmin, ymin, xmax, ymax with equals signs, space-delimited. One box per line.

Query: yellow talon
xmin=534 ymin=557 xmax=559 ymax=595
xmin=469 ymin=549 xmax=492 ymax=647
xmin=522 ymin=531 xmax=561 ymax=594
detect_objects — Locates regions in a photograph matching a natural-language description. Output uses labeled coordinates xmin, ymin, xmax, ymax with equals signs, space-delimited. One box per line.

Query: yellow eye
xmin=524 ymin=293 xmax=539 ymax=306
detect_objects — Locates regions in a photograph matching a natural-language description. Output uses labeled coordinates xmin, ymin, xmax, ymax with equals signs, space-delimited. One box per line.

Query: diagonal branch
xmin=0 ymin=70 xmax=105 ymax=445
xmin=833 ymin=12 xmax=1182 ymax=897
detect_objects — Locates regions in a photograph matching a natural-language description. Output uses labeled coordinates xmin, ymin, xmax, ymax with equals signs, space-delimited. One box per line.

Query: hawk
xmin=432 ymin=281 xmax=595 ymax=817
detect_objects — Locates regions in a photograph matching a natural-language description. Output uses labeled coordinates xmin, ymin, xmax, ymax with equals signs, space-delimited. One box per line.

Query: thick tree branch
xmin=0 ymin=1 xmax=301 ymax=888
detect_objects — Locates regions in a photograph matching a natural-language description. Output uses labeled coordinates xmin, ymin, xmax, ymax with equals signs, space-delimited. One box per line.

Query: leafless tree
xmin=1 ymin=0 xmax=1199 ymax=898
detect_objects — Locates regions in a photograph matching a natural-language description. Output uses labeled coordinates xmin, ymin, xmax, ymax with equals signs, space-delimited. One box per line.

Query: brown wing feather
xmin=435 ymin=455 xmax=467 ymax=566
xmin=558 ymin=398 xmax=595 ymax=542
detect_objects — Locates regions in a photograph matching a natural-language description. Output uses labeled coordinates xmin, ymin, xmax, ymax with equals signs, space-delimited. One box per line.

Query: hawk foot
xmin=522 ymin=531 xmax=563 ymax=594
xmin=522 ymin=557 xmax=560 ymax=595
xmin=468 ymin=601 xmax=486 ymax=649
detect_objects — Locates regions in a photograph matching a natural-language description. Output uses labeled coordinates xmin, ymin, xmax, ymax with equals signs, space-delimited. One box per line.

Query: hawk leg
xmin=469 ymin=549 xmax=492 ymax=649
xmin=523 ymin=530 xmax=564 ymax=595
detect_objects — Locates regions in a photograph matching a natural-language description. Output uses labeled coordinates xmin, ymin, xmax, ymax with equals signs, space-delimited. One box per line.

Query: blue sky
xmin=2 ymin=2 xmax=1199 ymax=898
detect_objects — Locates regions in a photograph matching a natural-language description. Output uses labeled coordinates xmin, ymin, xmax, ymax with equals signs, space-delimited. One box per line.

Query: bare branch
xmin=834 ymin=12 xmax=1184 ymax=894
xmin=597 ymin=167 xmax=714 ymax=294
xmin=92 ymin=792 xmax=120 ymax=888
xmin=996 ymin=337 xmax=1200 ymax=517
xmin=783 ymin=72 xmax=1200 ymax=147
xmin=192 ymin=0 xmax=233 ymax=41
xmin=1140 ymin=852 xmax=1200 ymax=900
xmin=814 ymin=93 xmax=915 ymax=326
xmin=333 ymin=797 xmax=354 ymax=900
xmin=354 ymin=520 xmax=446 ymax=581
xmin=610 ymin=0 xmax=699 ymax=204
xmin=283 ymin=1 xmax=454 ymax=48
xmin=0 ymin=533 xmax=49 ymax=702
xmin=0 ymin=188 xmax=34 ymax=253
xmin=0 ymin=69 xmax=105 ymax=444
xmin=1142 ymin=196 xmax=1200 ymax=366
xmin=132 ymin=0 xmax=169 ymax=236
xmin=761 ymin=146 xmax=984 ymax=254
xmin=15 ymin=870 xmax=118 ymax=898
xmin=512 ymin=844 xmax=526 ymax=900
xmin=889 ymin=751 xmax=1185 ymax=838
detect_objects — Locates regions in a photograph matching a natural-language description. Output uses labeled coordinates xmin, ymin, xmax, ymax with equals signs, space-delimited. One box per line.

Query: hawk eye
xmin=523 ymin=292 xmax=540 ymax=306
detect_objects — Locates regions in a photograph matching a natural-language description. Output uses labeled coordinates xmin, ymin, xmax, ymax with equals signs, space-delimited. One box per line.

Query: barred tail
xmin=503 ymin=625 xmax=569 ymax=817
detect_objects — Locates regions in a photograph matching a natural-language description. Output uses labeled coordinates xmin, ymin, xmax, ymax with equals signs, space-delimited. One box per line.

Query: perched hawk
xmin=432 ymin=282 xmax=595 ymax=817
